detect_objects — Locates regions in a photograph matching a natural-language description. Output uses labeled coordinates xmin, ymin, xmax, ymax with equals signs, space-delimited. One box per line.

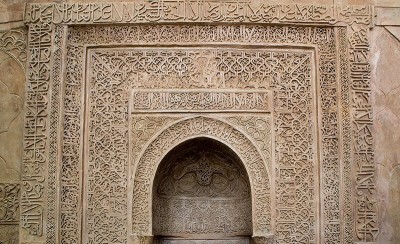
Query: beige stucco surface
xmin=0 ymin=0 xmax=399 ymax=243
xmin=0 ymin=50 xmax=24 ymax=183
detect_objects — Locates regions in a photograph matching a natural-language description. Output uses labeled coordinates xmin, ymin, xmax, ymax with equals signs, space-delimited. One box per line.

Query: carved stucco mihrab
xmin=21 ymin=2 xmax=377 ymax=244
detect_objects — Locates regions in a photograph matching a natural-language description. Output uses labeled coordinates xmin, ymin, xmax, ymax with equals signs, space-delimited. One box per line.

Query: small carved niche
xmin=153 ymin=137 xmax=252 ymax=242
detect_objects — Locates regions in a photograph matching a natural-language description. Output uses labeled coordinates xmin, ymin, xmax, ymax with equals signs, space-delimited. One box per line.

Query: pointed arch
xmin=130 ymin=116 xmax=272 ymax=239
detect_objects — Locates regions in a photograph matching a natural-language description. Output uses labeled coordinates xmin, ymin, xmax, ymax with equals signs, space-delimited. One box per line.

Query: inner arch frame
xmin=129 ymin=115 xmax=272 ymax=240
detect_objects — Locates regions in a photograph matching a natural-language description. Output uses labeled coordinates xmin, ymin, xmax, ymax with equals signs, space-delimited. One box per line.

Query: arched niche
xmin=131 ymin=116 xmax=272 ymax=242
xmin=153 ymin=137 xmax=252 ymax=242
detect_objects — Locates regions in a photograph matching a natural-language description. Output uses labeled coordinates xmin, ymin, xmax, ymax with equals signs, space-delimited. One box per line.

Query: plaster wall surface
xmin=371 ymin=25 xmax=400 ymax=244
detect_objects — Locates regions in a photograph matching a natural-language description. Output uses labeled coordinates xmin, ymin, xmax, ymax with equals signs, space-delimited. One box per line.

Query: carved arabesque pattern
xmin=93 ymin=48 xmax=316 ymax=242
xmin=91 ymin=48 xmax=277 ymax=89
xmin=153 ymin=198 xmax=253 ymax=236
xmin=153 ymin=143 xmax=252 ymax=236
xmin=271 ymin=52 xmax=317 ymax=243
xmin=0 ymin=29 xmax=27 ymax=68
xmin=132 ymin=116 xmax=270 ymax=236
xmin=131 ymin=116 xmax=178 ymax=158
xmin=225 ymin=116 xmax=271 ymax=169
xmin=0 ymin=184 xmax=20 ymax=223
xmin=60 ymin=40 xmax=83 ymax=244
xmin=319 ymin=29 xmax=341 ymax=244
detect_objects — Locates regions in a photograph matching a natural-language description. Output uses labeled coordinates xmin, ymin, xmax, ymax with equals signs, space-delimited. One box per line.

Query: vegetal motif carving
xmin=0 ymin=29 xmax=27 ymax=67
xmin=153 ymin=139 xmax=252 ymax=237
xmin=132 ymin=116 xmax=271 ymax=237
xmin=0 ymin=184 xmax=20 ymax=223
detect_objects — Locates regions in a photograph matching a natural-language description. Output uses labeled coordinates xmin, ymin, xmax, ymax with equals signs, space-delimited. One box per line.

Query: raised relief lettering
xmin=131 ymin=90 xmax=271 ymax=113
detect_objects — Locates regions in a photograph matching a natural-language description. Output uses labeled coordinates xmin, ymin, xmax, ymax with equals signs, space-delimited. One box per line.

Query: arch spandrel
xmin=130 ymin=116 xmax=272 ymax=239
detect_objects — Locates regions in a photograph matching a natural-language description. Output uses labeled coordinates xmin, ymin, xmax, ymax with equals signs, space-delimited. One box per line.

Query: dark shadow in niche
xmin=152 ymin=137 xmax=253 ymax=244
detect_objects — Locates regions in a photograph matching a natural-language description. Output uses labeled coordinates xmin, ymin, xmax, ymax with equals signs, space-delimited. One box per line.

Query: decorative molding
xmin=46 ymin=24 xmax=65 ymax=244
xmin=338 ymin=27 xmax=353 ymax=244
xmin=64 ymin=24 xmax=334 ymax=244
xmin=24 ymin=2 xmax=373 ymax=26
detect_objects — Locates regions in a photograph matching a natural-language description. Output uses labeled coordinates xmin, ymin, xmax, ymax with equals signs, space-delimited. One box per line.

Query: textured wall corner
xmin=0 ymin=28 xmax=27 ymax=244
xmin=371 ymin=25 xmax=400 ymax=244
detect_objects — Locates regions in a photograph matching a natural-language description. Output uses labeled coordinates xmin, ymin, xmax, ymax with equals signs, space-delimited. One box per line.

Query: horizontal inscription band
xmin=131 ymin=89 xmax=271 ymax=113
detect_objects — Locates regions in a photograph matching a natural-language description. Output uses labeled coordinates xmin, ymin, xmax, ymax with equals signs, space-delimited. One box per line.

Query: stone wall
xmin=371 ymin=25 xmax=400 ymax=243
xmin=0 ymin=2 xmax=26 ymax=243
xmin=0 ymin=0 xmax=399 ymax=243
